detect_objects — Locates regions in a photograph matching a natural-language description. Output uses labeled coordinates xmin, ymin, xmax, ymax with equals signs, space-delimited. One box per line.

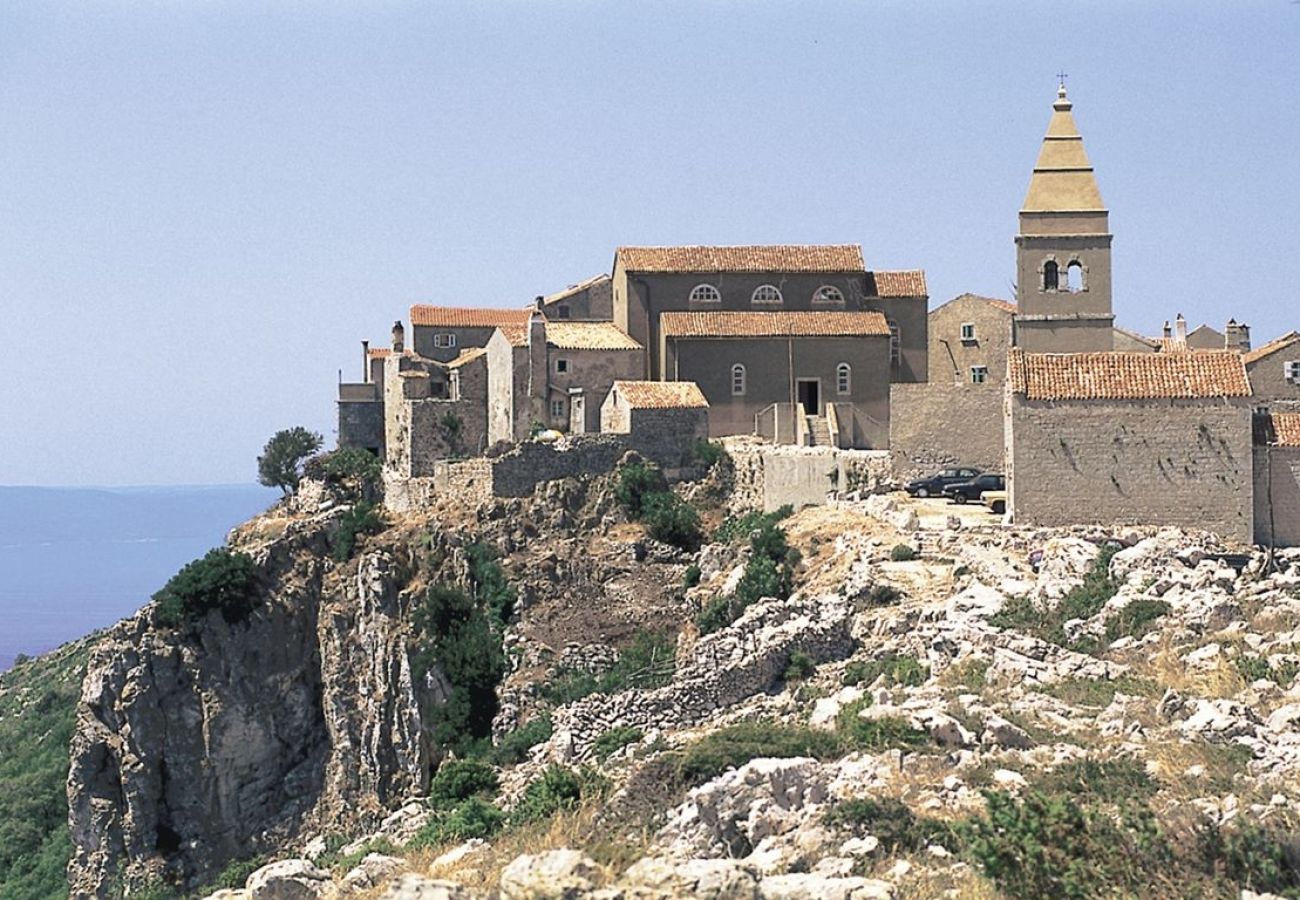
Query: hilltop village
xmin=337 ymin=85 xmax=1300 ymax=548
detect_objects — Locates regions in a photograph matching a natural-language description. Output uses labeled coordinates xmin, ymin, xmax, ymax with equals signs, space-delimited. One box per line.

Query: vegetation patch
xmin=1104 ymin=598 xmax=1171 ymax=643
xmin=257 ymin=426 xmax=323 ymax=495
xmin=1033 ymin=675 xmax=1160 ymax=708
xmin=540 ymin=630 xmax=676 ymax=706
xmin=509 ymin=765 xmax=585 ymax=826
xmin=592 ymin=726 xmax=644 ymax=761
xmin=782 ymin=650 xmax=816 ymax=683
xmin=690 ymin=439 xmax=729 ymax=469
xmin=696 ymin=511 xmax=801 ymax=634
xmin=835 ymin=699 xmax=929 ymax=751
xmin=669 ymin=722 xmax=841 ymax=786
xmin=713 ymin=505 xmax=793 ymax=545
xmin=492 ymin=714 xmax=553 ymax=766
xmin=842 ymin=653 xmax=928 ymax=688
xmin=1236 ymin=654 xmax=1300 ymax=687
xmin=428 ymin=759 xmax=498 ymax=809
xmin=153 ymin=547 xmax=259 ymax=628
xmin=1197 ymin=817 xmax=1300 ymax=898
xmin=824 ymin=797 xmax=957 ymax=854
xmin=890 ymin=543 xmax=919 ymax=562
xmin=1033 ymin=758 xmax=1157 ymax=804
xmin=303 ymin=446 xmax=381 ymax=494
xmin=989 ymin=545 xmax=1120 ymax=650
xmin=614 ymin=460 xmax=702 ymax=551
xmin=408 ymin=797 xmax=504 ymax=849
xmin=331 ymin=500 xmax=388 ymax=562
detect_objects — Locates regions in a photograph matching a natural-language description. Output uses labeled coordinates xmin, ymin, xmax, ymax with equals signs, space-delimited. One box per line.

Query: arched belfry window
xmin=731 ymin=364 xmax=746 ymax=395
xmin=836 ymin=363 xmax=851 ymax=395
xmin=1066 ymin=261 xmax=1084 ymax=292
xmin=1043 ymin=260 xmax=1059 ymax=291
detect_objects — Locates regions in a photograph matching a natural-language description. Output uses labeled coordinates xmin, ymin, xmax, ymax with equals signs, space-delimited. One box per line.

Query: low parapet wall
xmin=724 ymin=438 xmax=894 ymax=513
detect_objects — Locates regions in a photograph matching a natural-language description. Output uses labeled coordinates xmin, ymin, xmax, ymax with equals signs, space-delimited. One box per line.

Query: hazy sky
xmin=2 ymin=1 xmax=1297 ymax=486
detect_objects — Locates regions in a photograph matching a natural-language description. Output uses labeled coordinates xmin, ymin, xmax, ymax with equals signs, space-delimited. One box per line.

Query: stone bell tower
xmin=1014 ymin=83 xmax=1114 ymax=352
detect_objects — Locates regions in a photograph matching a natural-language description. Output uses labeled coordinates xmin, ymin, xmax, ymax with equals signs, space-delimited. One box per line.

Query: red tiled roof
xmin=545 ymin=322 xmax=641 ymax=351
xmin=367 ymin=348 xmax=392 ymax=359
xmin=1243 ymin=331 xmax=1300 ymax=365
xmin=1257 ymin=412 xmax=1300 ymax=447
xmin=617 ymin=245 xmax=865 ymax=274
xmin=410 ymin=306 xmax=532 ymax=328
xmin=1008 ymin=349 xmax=1251 ymax=401
xmin=1158 ymin=336 xmax=1190 ymax=352
xmin=988 ymin=299 xmax=1018 ymax=313
xmin=498 ymin=324 xmax=529 ymax=347
xmin=612 ymin=380 xmax=709 ymax=409
xmin=869 ymin=270 xmax=928 ymax=298
xmin=660 ymin=310 xmax=890 ymax=339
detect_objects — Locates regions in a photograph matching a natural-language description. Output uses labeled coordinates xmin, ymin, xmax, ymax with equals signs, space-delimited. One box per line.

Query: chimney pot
xmin=1175 ymin=314 xmax=1187 ymax=342
xmin=392 ymin=320 xmax=405 ymax=353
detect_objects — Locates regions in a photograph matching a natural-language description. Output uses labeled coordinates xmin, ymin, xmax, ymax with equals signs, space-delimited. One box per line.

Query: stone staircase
xmin=805 ymin=415 xmax=833 ymax=447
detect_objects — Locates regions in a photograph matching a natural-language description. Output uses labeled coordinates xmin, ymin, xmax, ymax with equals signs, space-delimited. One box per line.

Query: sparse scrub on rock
xmin=615 ymin=459 xmax=703 ymax=551
xmin=670 ymin=722 xmax=841 ymax=786
xmin=990 ymin=543 xmax=1120 ymax=650
xmin=428 ymin=759 xmax=499 ymax=808
xmin=690 ymin=439 xmax=729 ymax=469
xmin=842 ymin=653 xmax=928 ymax=688
xmin=696 ymin=511 xmax=801 ymax=634
xmin=782 ymin=650 xmax=815 ymax=683
xmin=331 ymin=500 xmax=387 ymax=561
xmin=592 ymin=726 xmax=644 ymax=760
xmin=541 ymin=629 xmax=675 ymax=705
xmin=824 ymin=796 xmax=957 ymax=854
xmin=890 ymin=543 xmax=919 ymax=561
xmin=1196 ymin=816 xmax=1300 ymax=898
xmin=409 ymin=797 xmax=504 ymax=849
xmin=303 ymin=446 xmax=381 ymax=494
xmin=493 ymin=714 xmax=553 ymax=765
xmin=835 ymin=698 xmax=929 ymax=751
xmin=509 ymin=765 xmax=585 ymax=826
xmin=153 ymin=547 xmax=258 ymax=628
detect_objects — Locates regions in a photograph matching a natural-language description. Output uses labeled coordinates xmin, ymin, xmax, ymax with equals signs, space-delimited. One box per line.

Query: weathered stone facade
xmin=1245 ymin=333 xmax=1300 ymax=409
xmin=1254 ymin=447 xmax=1300 ymax=548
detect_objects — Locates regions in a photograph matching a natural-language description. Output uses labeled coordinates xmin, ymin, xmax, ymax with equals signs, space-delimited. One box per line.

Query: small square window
xmin=1285 ymin=361 xmax=1300 ymax=384
xmin=433 ymin=332 xmax=457 ymax=349
xmin=971 ymin=365 xmax=989 ymax=384
xmin=960 ymin=322 xmax=976 ymax=341
xmin=557 ymin=306 xmax=572 ymax=319
xmin=550 ymin=399 xmax=565 ymax=419
xmin=556 ymin=359 xmax=569 ymax=373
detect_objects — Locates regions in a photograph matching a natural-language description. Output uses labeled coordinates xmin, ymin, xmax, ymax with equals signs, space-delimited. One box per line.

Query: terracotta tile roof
xmin=545 ymin=322 xmax=641 ymax=351
xmin=498 ymin=324 xmax=529 ymax=347
xmin=538 ymin=274 xmax=609 ymax=307
xmin=1256 ymin=412 xmax=1300 ymax=447
xmin=410 ymin=305 xmax=532 ymax=328
xmin=869 ymin=270 xmax=928 ymax=298
xmin=367 ymin=347 xmax=392 ymax=359
xmin=1243 ymin=331 xmax=1300 ymax=365
xmin=1158 ymin=336 xmax=1190 ymax=352
xmin=612 ymin=380 xmax=709 ymax=409
xmin=661 ymin=310 xmax=890 ymax=339
xmin=931 ymin=294 xmax=1015 ymax=315
xmin=988 ymin=298 xmax=1018 ymax=314
xmin=1008 ymin=349 xmax=1251 ymax=401
xmin=617 ymin=245 xmax=865 ymax=274
xmin=446 ymin=347 xmax=487 ymax=369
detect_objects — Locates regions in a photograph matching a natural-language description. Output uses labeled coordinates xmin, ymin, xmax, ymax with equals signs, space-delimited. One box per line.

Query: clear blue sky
xmin=2 ymin=1 xmax=1297 ymax=486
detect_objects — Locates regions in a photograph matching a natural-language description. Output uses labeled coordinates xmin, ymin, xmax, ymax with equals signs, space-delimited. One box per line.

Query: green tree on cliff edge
xmin=258 ymin=427 xmax=323 ymax=495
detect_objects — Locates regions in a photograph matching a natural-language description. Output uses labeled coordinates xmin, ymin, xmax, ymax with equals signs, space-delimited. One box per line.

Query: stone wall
xmin=1247 ymin=350 xmax=1300 ymax=408
xmin=407 ymin=398 xmax=486 ymax=477
xmin=1255 ymin=447 xmax=1300 ymax=548
xmin=889 ymin=381 xmax=1006 ymax=479
xmin=1008 ymin=398 xmax=1254 ymax=543
xmin=338 ymin=400 xmax=384 ymax=454
xmin=724 ymin=439 xmax=893 ymax=513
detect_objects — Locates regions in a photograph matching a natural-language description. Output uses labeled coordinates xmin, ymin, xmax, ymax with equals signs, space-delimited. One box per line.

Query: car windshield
xmin=940 ymin=469 xmax=957 ymax=478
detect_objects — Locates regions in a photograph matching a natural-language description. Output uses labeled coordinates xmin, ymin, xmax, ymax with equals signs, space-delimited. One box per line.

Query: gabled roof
xmin=1243 ymin=331 xmax=1300 ymax=365
xmin=612 ymin=380 xmax=709 ymax=409
xmin=545 ymin=322 xmax=641 ymax=351
xmin=616 ymin=245 xmax=865 ymax=274
xmin=930 ymin=293 xmax=1016 ymax=315
xmin=1255 ymin=412 xmax=1300 ymax=448
xmin=1022 ymin=87 xmax=1106 ymax=213
xmin=868 ymin=270 xmax=928 ymax=298
xmin=1008 ymin=349 xmax=1251 ymax=401
xmin=537 ymin=274 xmax=610 ymax=307
xmin=410 ymin=305 xmax=532 ymax=328
xmin=446 ymin=347 xmax=487 ymax=369
xmin=1112 ymin=326 xmax=1160 ymax=350
xmin=660 ymin=310 xmax=890 ymax=339
xmin=1157 ymin=336 xmax=1190 ymax=352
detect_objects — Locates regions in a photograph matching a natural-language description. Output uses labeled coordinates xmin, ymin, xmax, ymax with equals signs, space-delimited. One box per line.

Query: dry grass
xmin=893 ymin=859 xmax=1000 ymax=900
xmin=1147 ymin=736 xmax=1252 ymax=800
xmin=1132 ymin=634 xmax=1247 ymax=700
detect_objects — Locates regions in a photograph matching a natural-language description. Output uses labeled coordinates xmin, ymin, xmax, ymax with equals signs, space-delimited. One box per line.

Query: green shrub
xmin=682 ymin=564 xmax=702 ymax=589
xmin=332 ymin=501 xmax=387 ymax=562
xmin=494 ymin=714 xmax=553 ymax=765
xmin=304 ymin=447 xmax=381 ymax=489
xmin=1034 ymin=675 xmax=1159 ymax=707
xmin=671 ymin=722 xmax=841 ymax=786
xmin=695 ymin=596 xmax=735 ymax=636
xmin=615 ymin=461 xmax=667 ymax=517
xmin=322 ymin=837 xmax=397 ymax=874
xmin=1198 ymin=818 xmax=1300 ymax=897
xmin=960 ymin=789 xmax=1170 ymax=899
xmin=696 ymin=514 xmax=801 ymax=634
xmin=835 ymin=700 xmax=928 ymax=751
xmin=408 ymin=797 xmax=504 ymax=849
xmin=1104 ymin=598 xmax=1170 ymax=643
xmin=990 ymin=545 xmax=1119 ymax=649
xmin=210 ymin=854 xmax=267 ymax=891
xmin=153 ymin=548 xmax=258 ymax=628
xmin=691 ymin=439 xmax=728 ymax=468
xmin=825 ymin=797 xmax=957 ymax=853
xmin=466 ymin=541 xmax=517 ymax=624
xmin=593 ymin=726 xmax=644 ymax=760
xmin=510 ymin=765 xmax=583 ymax=826
xmin=428 ymin=759 xmax=498 ymax=809
xmin=540 ymin=630 xmax=676 ymax=705
xmin=641 ymin=492 xmax=703 ymax=551
xmin=890 ymin=543 xmax=919 ymax=562
xmin=1036 ymin=758 xmax=1157 ymax=803
xmin=713 ymin=506 xmax=793 ymax=545
xmin=842 ymin=654 xmax=928 ymax=688
xmin=783 ymin=650 xmax=816 ymax=683
xmin=1235 ymin=655 xmax=1300 ymax=687
xmin=257 ymin=426 xmax=323 ymax=495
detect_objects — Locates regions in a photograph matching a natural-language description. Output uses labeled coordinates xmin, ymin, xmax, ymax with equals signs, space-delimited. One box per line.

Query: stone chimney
xmin=1175 ymin=314 xmax=1187 ymax=343
xmin=392 ymin=321 xmax=405 ymax=354
xmin=1163 ymin=320 xmax=1172 ymax=339
xmin=361 ymin=340 xmax=370 ymax=382
xmin=535 ymin=295 xmax=545 ymax=311
xmin=528 ymin=311 xmax=549 ymax=425
xmin=1225 ymin=319 xmax=1252 ymax=352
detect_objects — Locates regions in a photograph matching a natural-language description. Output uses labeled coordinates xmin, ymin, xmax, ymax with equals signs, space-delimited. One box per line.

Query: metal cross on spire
xmin=1057 ymin=70 xmax=1069 ymax=89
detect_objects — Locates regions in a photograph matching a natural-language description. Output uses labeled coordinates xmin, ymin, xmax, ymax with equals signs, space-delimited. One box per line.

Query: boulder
xmin=247 ymin=859 xmax=335 ymax=900
xmin=376 ymin=875 xmax=470 ymax=900
xmin=340 ymin=853 xmax=408 ymax=893
xmin=620 ymin=857 xmax=759 ymax=900
xmin=757 ymin=873 xmax=894 ymax=899
xmin=499 ymin=849 xmax=601 ymax=899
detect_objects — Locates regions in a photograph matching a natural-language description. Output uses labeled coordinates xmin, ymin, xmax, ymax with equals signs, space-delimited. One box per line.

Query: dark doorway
xmin=796 ymin=379 xmax=820 ymax=415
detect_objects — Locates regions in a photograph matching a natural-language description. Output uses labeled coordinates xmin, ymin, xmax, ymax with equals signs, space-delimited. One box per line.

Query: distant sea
xmin=0 ymin=485 xmax=280 ymax=672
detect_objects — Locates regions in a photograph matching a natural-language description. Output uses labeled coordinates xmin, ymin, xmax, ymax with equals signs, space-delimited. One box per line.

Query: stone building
xmin=486 ymin=314 xmax=643 ymax=443
xmin=1006 ymin=349 xmax=1256 ymax=543
xmin=532 ymin=274 xmax=613 ymax=322
xmin=1254 ymin=412 xmax=1300 ymax=547
xmin=410 ymin=305 xmax=531 ymax=362
xmin=1244 ymin=332 xmax=1300 ymax=408
xmin=600 ymin=380 xmax=710 ymax=448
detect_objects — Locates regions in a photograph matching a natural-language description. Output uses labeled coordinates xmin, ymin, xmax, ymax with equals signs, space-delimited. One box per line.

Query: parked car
xmin=904 ymin=467 xmax=981 ymax=498
xmin=944 ymin=473 xmax=1006 ymax=504
xmin=981 ymin=489 xmax=1008 ymax=515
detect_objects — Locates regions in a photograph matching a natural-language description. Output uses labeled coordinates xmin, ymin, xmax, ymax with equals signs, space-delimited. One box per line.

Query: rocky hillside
xmin=33 ymin=453 xmax=1300 ymax=897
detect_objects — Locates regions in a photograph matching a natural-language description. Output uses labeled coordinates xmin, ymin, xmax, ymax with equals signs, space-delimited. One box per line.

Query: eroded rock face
xmin=66 ymin=516 xmax=437 ymax=897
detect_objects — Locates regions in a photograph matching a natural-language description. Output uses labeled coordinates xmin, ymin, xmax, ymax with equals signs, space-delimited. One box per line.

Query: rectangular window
xmin=433 ymin=333 xmax=457 ymax=349
xmin=960 ymin=322 xmax=976 ymax=341
xmin=555 ymin=358 xmax=569 ymax=374
xmin=557 ymin=306 xmax=572 ymax=319
xmin=1286 ymin=361 xmax=1300 ymax=384
xmin=550 ymin=399 xmax=565 ymax=419
xmin=971 ymin=365 xmax=989 ymax=384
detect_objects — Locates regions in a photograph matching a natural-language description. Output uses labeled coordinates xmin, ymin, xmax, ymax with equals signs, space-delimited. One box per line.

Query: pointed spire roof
xmin=1022 ymin=85 xmax=1106 ymax=213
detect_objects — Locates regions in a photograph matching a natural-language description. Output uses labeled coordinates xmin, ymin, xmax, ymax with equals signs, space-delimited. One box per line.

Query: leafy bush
xmin=960 ymin=789 xmax=1170 ymax=899
xmin=304 ymin=447 xmax=381 ymax=489
xmin=466 ymin=541 xmax=517 ymax=624
xmin=1036 ymin=758 xmax=1156 ymax=803
xmin=825 ymin=797 xmax=957 ymax=853
xmin=593 ymin=726 xmax=644 ymax=761
xmin=691 ymin=439 xmax=729 ymax=468
xmin=713 ymin=506 xmax=793 ymax=545
xmin=541 ymin=630 xmax=676 ymax=705
xmin=990 ymin=545 xmax=1120 ymax=649
xmin=682 ymin=564 xmax=701 ymax=589
xmin=154 ymin=548 xmax=258 ymax=628
xmin=890 ymin=543 xmax=919 ymax=562
xmin=1104 ymin=598 xmax=1170 ymax=642
xmin=641 ymin=492 xmax=703 ymax=551
xmin=409 ymin=797 xmax=504 ymax=849
xmin=428 ymin=759 xmax=498 ymax=809
xmin=695 ymin=596 xmax=734 ymax=636
xmin=332 ymin=501 xmax=387 ymax=562
xmin=671 ymin=722 xmax=841 ymax=786
xmin=509 ymin=765 xmax=583 ymax=826
xmin=615 ymin=461 xmax=667 ymax=517
xmin=210 ymin=854 xmax=268 ymax=891
xmin=321 ymin=837 xmax=397 ymax=874
xmin=697 ymin=514 xmax=801 ymax=635
xmin=842 ymin=654 xmax=928 ymax=688
xmin=257 ymin=426 xmax=323 ymax=495
xmin=1198 ymin=818 xmax=1300 ymax=897
xmin=783 ymin=650 xmax=816 ymax=683
xmin=1236 ymin=655 xmax=1300 ymax=686
xmin=494 ymin=714 xmax=553 ymax=765
xmin=835 ymin=701 xmax=928 ymax=751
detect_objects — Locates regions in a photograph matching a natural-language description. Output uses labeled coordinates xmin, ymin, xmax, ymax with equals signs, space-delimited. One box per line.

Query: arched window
xmin=689 ymin=284 xmax=721 ymax=304
xmin=1043 ymin=260 xmax=1059 ymax=291
xmin=836 ymin=363 xmax=851 ymax=395
xmin=888 ymin=321 xmax=901 ymax=366
xmin=731 ymin=363 xmax=746 ymax=396
xmin=751 ymin=284 xmax=783 ymax=305
xmin=1066 ymin=261 xmax=1084 ymax=292
xmin=813 ymin=285 xmax=845 ymax=306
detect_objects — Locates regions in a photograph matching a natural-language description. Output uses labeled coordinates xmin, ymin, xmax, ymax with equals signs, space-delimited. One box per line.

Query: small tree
xmin=258 ymin=427 xmax=323 ymax=495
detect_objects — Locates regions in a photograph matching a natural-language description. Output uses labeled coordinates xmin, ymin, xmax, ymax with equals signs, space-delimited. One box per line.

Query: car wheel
xmin=916 ymin=488 xmax=928 ymax=498
xmin=954 ymin=494 xmax=967 ymax=504
xmin=992 ymin=501 xmax=1006 ymax=514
